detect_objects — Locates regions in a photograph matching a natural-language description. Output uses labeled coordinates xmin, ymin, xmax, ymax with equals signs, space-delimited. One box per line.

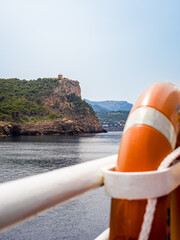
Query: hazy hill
xmin=96 ymin=110 xmax=130 ymax=131
xmin=84 ymin=99 xmax=133 ymax=111
xmin=90 ymin=105 xmax=110 ymax=112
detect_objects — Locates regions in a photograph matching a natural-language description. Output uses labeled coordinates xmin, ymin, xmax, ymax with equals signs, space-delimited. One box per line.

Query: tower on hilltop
xmin=58 ymin=74 xmax=63 ymax=80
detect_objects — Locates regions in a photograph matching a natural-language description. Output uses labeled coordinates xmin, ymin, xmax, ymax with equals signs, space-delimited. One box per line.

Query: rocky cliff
xmin=54 ymin=78 xmax=81 ymax=97
xmin=0 ymin=75 xmax=105 ymax=136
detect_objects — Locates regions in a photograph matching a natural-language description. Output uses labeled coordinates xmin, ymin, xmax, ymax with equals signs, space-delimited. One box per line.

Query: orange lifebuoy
xmin=109 ymin=82 xmax=180 ymax=240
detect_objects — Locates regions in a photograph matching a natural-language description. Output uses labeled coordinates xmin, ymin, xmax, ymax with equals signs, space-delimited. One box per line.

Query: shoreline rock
xmin=0 ymin=119 xmax=106 ymax=137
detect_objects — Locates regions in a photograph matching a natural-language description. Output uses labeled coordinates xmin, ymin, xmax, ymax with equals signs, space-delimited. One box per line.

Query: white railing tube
xmin=94 ymin=228 xmax=110 ymax=240
xmin=0 ymin=155 xmax=117 ymax=233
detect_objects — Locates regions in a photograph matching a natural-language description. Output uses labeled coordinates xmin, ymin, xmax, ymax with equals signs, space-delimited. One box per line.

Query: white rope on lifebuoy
xmin=138 ymin=146 xmax=180 ymax=240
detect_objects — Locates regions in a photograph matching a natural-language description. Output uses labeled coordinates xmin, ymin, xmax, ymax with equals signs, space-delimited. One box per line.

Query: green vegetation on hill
xmin=0 ymin=78 xmax=93 ymax=123
xmin=66 ymin=94 xmax=95 ymax=116
xmin=0 ymin=78 xmax=59 ymax=101
xmin=0 ymin=78 xmax=61 ymax=122
xmin=96 ymin=110 xmax=130 ymax=131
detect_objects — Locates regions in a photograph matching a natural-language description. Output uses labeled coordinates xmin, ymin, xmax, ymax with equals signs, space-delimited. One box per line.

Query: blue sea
xmin=0 ymin=132 xmax=122 ymax=240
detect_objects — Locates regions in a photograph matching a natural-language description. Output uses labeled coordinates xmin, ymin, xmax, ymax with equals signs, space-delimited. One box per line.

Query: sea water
xmin=0 ymin=132 xmax=122 ymax=240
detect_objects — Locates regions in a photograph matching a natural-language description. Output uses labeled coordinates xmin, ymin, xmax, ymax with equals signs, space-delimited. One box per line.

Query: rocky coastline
xmin=0 ymin=117 xmax=106 ymax=137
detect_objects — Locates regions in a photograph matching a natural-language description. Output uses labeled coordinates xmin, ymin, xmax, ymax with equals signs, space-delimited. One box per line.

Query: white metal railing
xmin=1 ymin=149 xmax=180 ymax=240
xmin=0 ymin=155 xmax=117 ymax=234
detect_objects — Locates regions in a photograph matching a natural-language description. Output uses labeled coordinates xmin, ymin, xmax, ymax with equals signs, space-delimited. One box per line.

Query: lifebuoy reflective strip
xmin=123 ymin=106 xmax=176 ymax=149
xmin=103 ymin=162 xmax=180 ymax=200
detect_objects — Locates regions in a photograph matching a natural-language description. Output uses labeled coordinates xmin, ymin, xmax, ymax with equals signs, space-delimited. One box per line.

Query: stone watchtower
xmin=58 ymin=74 xmax=63 ymax=80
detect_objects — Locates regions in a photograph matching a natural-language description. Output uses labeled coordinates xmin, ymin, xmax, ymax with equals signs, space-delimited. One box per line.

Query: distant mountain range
xmin=84 ymin=99 xmax=133 ymax=112
xmin=84 ymin=99 xmax=133 ymax=131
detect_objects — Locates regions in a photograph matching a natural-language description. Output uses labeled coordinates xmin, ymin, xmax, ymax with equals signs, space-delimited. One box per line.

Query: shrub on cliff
xmin=66 ymin=94 xmax=95 ymax=116
xmin=0 ymin=78 xmax=61 ymax=122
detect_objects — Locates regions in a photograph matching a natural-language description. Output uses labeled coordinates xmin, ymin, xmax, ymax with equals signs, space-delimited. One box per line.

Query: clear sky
xmin=0 ymin=0 xmax=180 ymax=103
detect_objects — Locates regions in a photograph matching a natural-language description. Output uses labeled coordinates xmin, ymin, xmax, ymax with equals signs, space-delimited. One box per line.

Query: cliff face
xmin=43 ymin=77 xmax=96 ymax=119
xmin=54 ymin=78 xmax=81 ymax=97
xmin=0 ymin=76 xmax=105 ymax=136
xmin=44 ymin=79 xmax=81 ymax=115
